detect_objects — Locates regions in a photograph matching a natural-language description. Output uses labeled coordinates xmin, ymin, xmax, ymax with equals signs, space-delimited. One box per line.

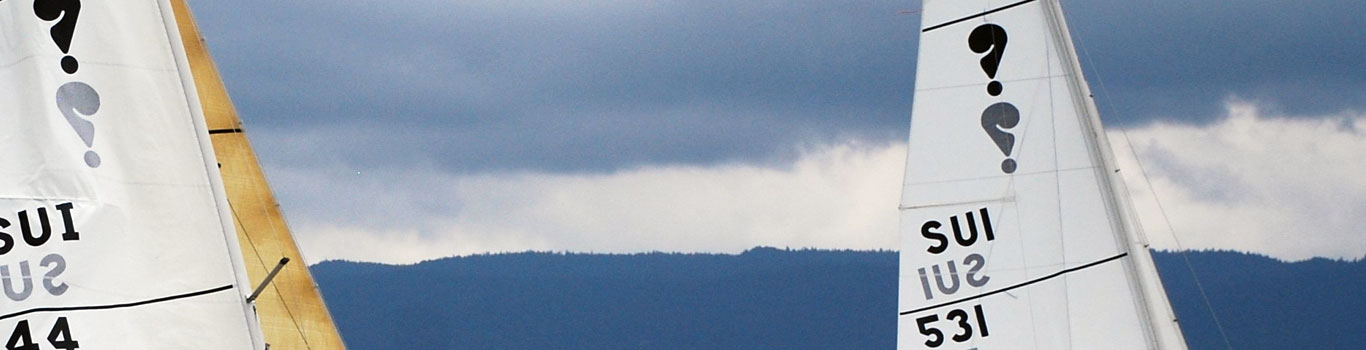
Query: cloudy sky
xmin=187 ymin=0 xmax=1365 ymax=264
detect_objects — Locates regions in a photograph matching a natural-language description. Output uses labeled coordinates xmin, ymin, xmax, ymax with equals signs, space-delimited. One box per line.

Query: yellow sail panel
xmin=170 ymin=1 xmax=347 ymax=348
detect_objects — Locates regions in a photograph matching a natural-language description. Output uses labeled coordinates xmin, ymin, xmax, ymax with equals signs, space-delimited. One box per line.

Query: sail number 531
xmin=915 ymin=305 xmax=988 ymax=347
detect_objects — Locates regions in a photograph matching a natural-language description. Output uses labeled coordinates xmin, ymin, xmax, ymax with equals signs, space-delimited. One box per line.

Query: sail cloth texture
xmin=898 ymin=0 xmax=1185 ymax=349
xmin=0 ymin=0 xmax=263 ymax=348
xmin=170 ymin=0 xmax=349 ymax=348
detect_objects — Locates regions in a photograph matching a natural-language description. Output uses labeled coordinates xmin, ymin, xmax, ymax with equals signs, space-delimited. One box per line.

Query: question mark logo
xmin=969 ymin=23 xmax=1017 ymax=173
xmin=34 ymin=0 xmax=83 ymax=74
xmin=56 ymin=82 xmax=101 ymax=167
xmin=35 ymin=0 xmax=102 ymax=167
xmin=968 ymin=24 xmax=1007 ymax=96
xmin=981 ymin=102 xmax=1019 ymax=173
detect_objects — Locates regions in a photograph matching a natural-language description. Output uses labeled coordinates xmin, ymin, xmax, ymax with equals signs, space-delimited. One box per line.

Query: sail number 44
xmin=6 ymin=317 xmax=78 ymax=350
xmin=915 ymin=305 xmax=988 ymax=348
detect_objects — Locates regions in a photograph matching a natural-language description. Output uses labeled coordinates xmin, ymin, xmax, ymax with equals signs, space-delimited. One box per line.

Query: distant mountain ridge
xmin=1151 ymin=250 xmax=1365 ymax=349
xmin=311 ymin=248 xmax=1364 ymax=349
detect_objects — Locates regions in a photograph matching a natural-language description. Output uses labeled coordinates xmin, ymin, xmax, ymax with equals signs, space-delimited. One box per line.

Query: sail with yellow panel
xmin=170 ymin=0 xmax=348 ymax=348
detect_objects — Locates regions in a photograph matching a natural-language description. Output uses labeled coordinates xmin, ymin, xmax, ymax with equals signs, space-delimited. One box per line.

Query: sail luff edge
xmin=1040 ymin=1 xmax=1189 ymax=348
xmin=155 ymin=0 xmax=268 ymax=348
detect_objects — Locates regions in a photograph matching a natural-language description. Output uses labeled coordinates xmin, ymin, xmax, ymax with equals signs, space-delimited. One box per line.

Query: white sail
xmin=897 ymin=0 xmax=1186 ymax=349
xmin=0 ymin=0 xmax=263 ymax=348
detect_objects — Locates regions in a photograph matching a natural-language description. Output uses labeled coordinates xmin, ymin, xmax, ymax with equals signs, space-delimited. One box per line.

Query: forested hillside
xmin=312 ymin=249 xmax=1363 ymax=349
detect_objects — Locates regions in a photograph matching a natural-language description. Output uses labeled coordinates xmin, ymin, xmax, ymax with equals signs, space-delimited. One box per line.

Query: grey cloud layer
xmin=191 ymin=0 xmax=1366 ymax=172
xmin=1067 ymin=1 xmax=1366 ymax=123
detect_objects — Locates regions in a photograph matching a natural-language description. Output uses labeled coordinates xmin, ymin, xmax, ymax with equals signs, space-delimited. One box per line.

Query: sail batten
xmin=898 ymin=0 xmax=1187 ymax=349
xmin=900 ymin=251 xmax=1128 ymax=316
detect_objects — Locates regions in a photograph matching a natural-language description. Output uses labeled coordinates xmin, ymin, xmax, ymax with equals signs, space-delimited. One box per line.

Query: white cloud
xmin=275 ymin=142 xmax=905 ymax=264
xmin=1112 ymin=102 xmax=1366 ymax=261
xmin=270 ymin=102 xmax=1366 ymax=264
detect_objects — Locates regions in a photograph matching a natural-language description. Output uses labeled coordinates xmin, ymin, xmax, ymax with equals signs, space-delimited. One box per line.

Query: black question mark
xmin=968 ymin=24 xmax=1007 ymax=96
xmin=980 ymin=102 xmax=1019 ymax=174
xmin=34 ymin=0 xmax=82 ymax=74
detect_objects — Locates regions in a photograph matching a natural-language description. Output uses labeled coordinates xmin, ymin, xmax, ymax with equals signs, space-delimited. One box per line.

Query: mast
xmin=169 ymin=0 xmax=350 ymax=348
xmin=1038 ymin=2 xmax=1188 ymax=348
xmin=159 ymin=0 xmax=270 ymax=346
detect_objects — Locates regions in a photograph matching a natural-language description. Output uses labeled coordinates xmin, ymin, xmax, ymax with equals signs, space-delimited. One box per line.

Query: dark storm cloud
xmin=188 ymin=0 xmax=1364 ymax=172
xmin=1066 ymin=0 xmax=1366 ymax=125
xmin=190 ymin=0 xmax=918 ymax=172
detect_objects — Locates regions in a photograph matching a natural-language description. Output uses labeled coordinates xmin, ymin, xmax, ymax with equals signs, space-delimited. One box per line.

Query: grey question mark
xmin=980 ymin=102 xmax=1019 ymax=174
xmin=56 ymin=82 xmax=101 ymax=167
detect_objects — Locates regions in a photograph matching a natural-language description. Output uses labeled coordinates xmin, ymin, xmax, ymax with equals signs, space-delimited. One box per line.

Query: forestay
xmin=897 ymin=0 xmax=1186 ymax=349
xmin=0 ymin=0 xmax=263 ymax=348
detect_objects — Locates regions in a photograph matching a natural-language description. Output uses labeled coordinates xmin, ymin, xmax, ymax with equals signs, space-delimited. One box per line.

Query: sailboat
xmin=898 ymin=0 xmax=1187 ymax=349
xmin=1 ymin=0 xmax=344 ymax=348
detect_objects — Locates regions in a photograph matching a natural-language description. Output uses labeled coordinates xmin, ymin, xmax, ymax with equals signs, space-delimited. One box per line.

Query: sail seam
xmin=899 ymin=197 xmax=1014 ymax=210
xmin=922 ymin=0 xmax=1038 ymax=33
xmin=903 ymin=165 xmax=1097 ymax=187
xmin=0 ymin=285 xmax=235 ymax=321
xmin=898 ymin=252 xmax=1127 ymax=316
xmin=915 ymin=74 xmax=1060 ymax=93
xmin=1042 ymin=12 xmax=1077 ymax=344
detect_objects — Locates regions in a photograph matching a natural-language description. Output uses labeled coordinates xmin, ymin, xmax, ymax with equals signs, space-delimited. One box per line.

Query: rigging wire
xmin=228 ymin=193 xmax=315 ymax=350
xmin=1065 ymin=2 xmax=1234 ymax=347
xmin=1117 ymin=132 xmax=1234 ymax=350
xmin=1036 ymin=8 xmax=1077 ymax=346
xmin=182 ymin=5 xmax=332 ymax=343
xmin=222 ymin=136 xmax=320 ymax=349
